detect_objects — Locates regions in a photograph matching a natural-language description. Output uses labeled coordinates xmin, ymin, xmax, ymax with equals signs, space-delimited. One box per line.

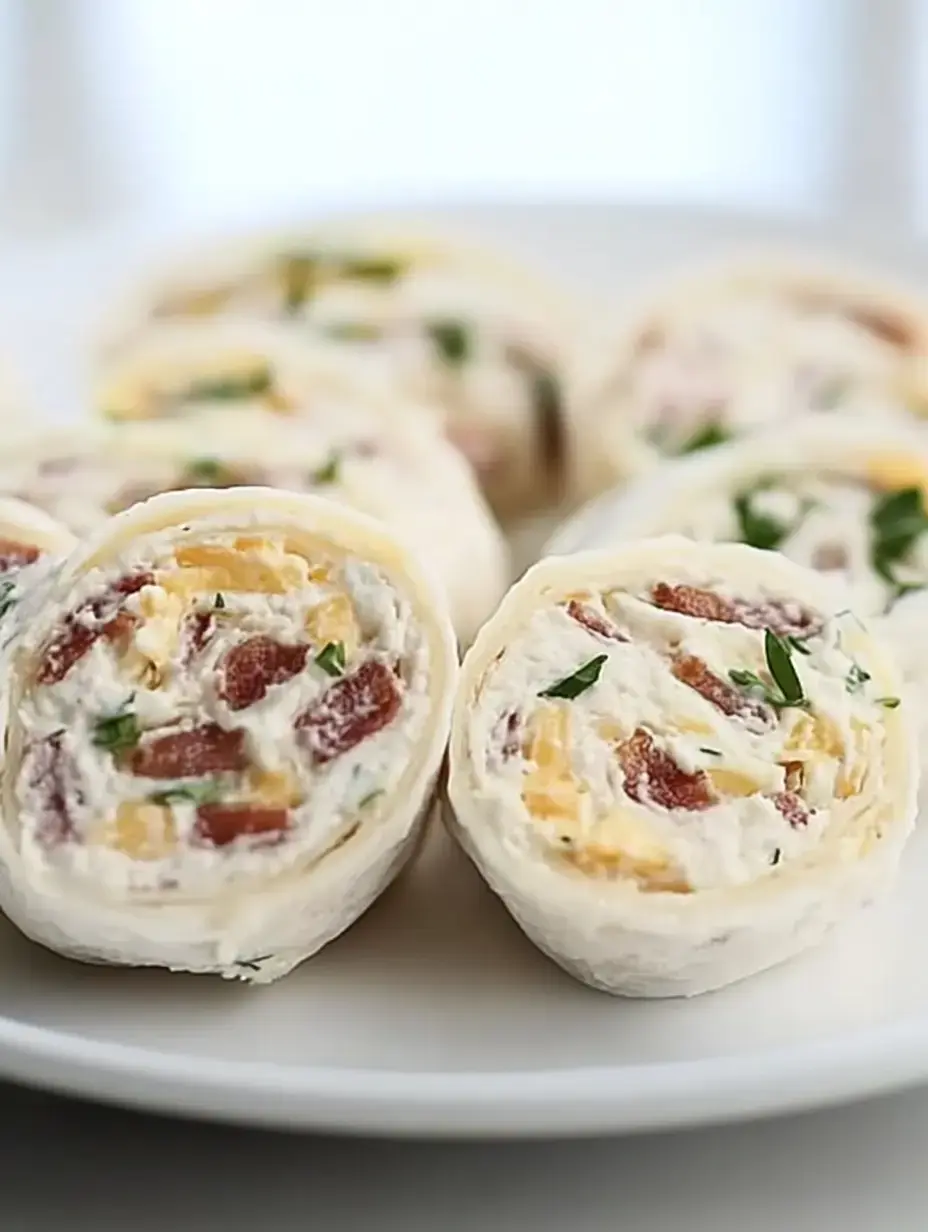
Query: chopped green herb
xmin=0 ymin=580 xmax=16 ymax=620
xmin=359 ymin=789 xmax=385 ymax=809
xmin=538 ymin=654 xmax=608 ymax=700
xmin=341 ymin=256 xmax=404 ymax=283
xmin=786 ymin=632 xmax=813 ymax=655
xmin=280 ymin=254 xmax=315 ymax=314
xmin=771 ymin=847 xmax=782 ymax=866
xmin=315 ymin=641 xmax=346 ymax=677
xmin=678 ymin=420 xmax=731 ymax=455
xmin=729 ymin=631 xmax=809 ymax=711
xmin=150 ymin=780 xmax=221 ymax=807
xmin=531 ymin=368 xmax=563 ymax=473
xmin=185 ymin=367 xmax=273 ymax=402
xmin=699 ymin=746 xmax=722 ymax=757
xmin=734 ymin=489 xmax=791 ymax=552
xmin=214 ymin=592 xmax=226 ymax=610
xmin=870 ymin=486 xmax=928 ymax=599
xmin=845 ymin=662 xmax=871 ymax=693
xmin=236 ymin=953 xmax=272 ymax=973
xmin=427 ymin=319 xmax=470 ymax=365
xmin=877 ymin=696 xmax=901 ymax=709
xmin=92 ymin=709 xmax=141 ymax=753
xmin=310 ymin=450 xmax=341 ymax=485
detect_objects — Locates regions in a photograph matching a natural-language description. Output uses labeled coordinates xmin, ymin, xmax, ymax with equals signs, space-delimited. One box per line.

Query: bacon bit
xmin=183 ymin=610 xmax=215 ymax=665
xmin=566 ymin=599 xmax=627 ymax=642
xmin=25 ymin=733 xmax=83 ymax=844
xmin=0 ymin=538 xmax=39 ymax=572
xmin=672 ymin=654 xmax=770 ymax=725
xmin=36 ymin=571 xmax=154 ymax=685
xmin=194 ymin=803 xmax=290 ymax=848
xmin=129 ymin=723 xmax=247 ymax=778
xmin=296 ymin=659 xmax=402 ymax=765
xmin=781 ymin=759 xmax=805 ymax=794
xmin=846 ymin=305 xmax=913 ymax=350
xmin=617 ymin=728 xmax=714 ymax=812
xmin=650 ymin=582 xmax=817 ymax=639
xmin=772 ymin=790 xmax=809 ymax=828
xmin=218 ymin=636 xmax=309 ymax=711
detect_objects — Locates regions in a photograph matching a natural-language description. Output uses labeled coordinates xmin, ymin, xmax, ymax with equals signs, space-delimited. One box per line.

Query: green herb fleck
xmin=315 ymin=641 xmax=346 ymax=677
xmin=92 ymin=709 xmax=141 ymax=753
xmin=185 ymin=366 xmax=273 ymax=402
xmin=870 ymin=486 xmax=928 ymax=600
xmin=0 ymin=580 xmax=16 ymax=620
xmin=341 ymin=256 xmax=404 ymax=283
xmin=323 ymin=321 xmax=383 ymax=342
xmin=787 ymin=632 xmax=813 ymax=655
xmin=771 ymin=847 xmax=782 ymax=866
xmin=310 ymin=450 xmax=341 ymax=485
xmin=183 ymin=457 xmax=232 ymax=485
xmin=734 ymin=489 xmax=791 ymax=552
xmin=427 ymin=319 xmax=470 ymax=365
xmin=877 ymin=696 xmax=901 ymax=709
xmin=236 ymin=953 xmax=272 ymax=973
xmin=149 ymin=780 xmax=221 ymax=807
xmin=214 ymin=592 xmax=226 ymax=610
xmin=538 ymin=654 xmax=608 ymax=701
xmin=678 ymin=420 xmax=731 ymax=455
xmin=729 ymin=631 xmax=809 ymax=711
xmin=699 ymin=746 xmax=722 ymax=757
xmin=845 ymin=663 xmax=871 ymax=693
xmin=281 ymin=254 xmax=315 ymax=314
xmin=359 ymin=789 xmax=384 ymax=809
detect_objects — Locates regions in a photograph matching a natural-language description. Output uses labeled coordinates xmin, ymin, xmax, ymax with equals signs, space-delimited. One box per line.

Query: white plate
xmin=1 ymin=202 xmax=928 ymax=1138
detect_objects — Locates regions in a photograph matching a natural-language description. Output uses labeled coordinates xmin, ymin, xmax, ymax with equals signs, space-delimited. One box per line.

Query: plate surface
xmin=1 ymin=202 xmax=928 ymax=1138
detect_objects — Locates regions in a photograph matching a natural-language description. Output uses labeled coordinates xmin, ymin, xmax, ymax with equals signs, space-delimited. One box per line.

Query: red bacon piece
xmin=194 ymin=803 xmax=290 ymax=847
xmin=129 ymin=723 xmax=247 ymax=778
xmin=183 ymin=610 xmax=215 ymax=666
xmin=617 ymin=728 xmax=714 ymax=812
xmin=296 ymin=659 xmax=402 ymax=765
xmin=0 ymin=538 xmax=39 ymax=572
xmin=566 ymin=599 xmax=627 ymax=642
xmin=672 ymin=653 xmax=770 ymax=725
xmin=24 ymin=732 xmax=83 ymax=844
xmin=36 ymin=571 xmax=154 ymax=685
xmin=218 ymin=636 xmax=308 ymax=711
xmin=650 ymin=582 xmax=816 ymax=639
xmin=772 ymin=790 xmax=809 ymax=829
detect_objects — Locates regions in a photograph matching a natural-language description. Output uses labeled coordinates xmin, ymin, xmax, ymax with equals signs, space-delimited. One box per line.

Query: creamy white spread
xmin=466 ymin=575 xmax=895 ymax=893
xmin=617 ymin=285 xmax=915 ymax=455
xmin=12 ymin=523 xmax=430 ymax=900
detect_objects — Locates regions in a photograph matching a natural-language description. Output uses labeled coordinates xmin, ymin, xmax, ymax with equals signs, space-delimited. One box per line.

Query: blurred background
xmin=0 ymin=0 xmax=917 ymax=239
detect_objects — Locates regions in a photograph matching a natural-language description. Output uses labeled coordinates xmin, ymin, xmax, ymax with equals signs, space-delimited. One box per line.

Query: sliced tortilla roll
xmin=569 ymin=252 xmax=928 ymax=502
xmin=549 ymin=420 xmax=928 ymax=759
xmin=0 ymin=402 xmax=507 ymax=645
xmin=0 ymin=488 xmax=457 ymax=980
xmin=95 ymin=224 xmax=581 ymax=517
xmin=447 ymin=538 xmax=916 ymax=997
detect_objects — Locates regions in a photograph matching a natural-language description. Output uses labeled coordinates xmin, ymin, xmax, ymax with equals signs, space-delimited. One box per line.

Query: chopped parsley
xmin=341 ymin=255 xmax=404 ymax=283
xmin=678 ymin=420 xmax=730 ymax=455
xmin=315 ymin=641 xmax=346 ymax=677
xmin=150 ymin=780 xmax=221 ymax=807
xmin=786 ymin=632 xmax=813 ymax=655
xmin=427 ymin=319 xmax=470 ymax=365
xmin=280 ymin=251 xmax=403 ymax=314
xmin=870 ymin=486 xmax=928 ymax=600
xmin=771 ymin=847 xmax=782 ymax=866
xmin=185 ymin=367 xmax=273 ymax=402
xmin=92 ymin=709 xmax=141 ymax=753
xmin=877 ymin=696 xmax=901 ymax=709
xmin=538 ymin=654 xmax=607 ymax=700
xmin=359 ymin=789 xmax=385 ymax=809
xmin=183 ymin=457 xmax=232 ymax=485
xmin=699 ymin=746 xmax=722 ymax=757
xmin=214 ymin=592 xmax=226 ymax=610
xmin=236 ymin=954 xmax=272 ymax=973
xmin=845 ymin=662 xmax=871 ymax=693
xmin=310 ymin=450 xmax=341 ymax=485
xmin=280 ymin=254 xmax=315 ymax=314
xmin=0 ymin=580 xmax=16 ymax=620
xmin=729 ymin=630 xmax=809 ymax=711
xmin=733 ymin=488 xmax=792 ymax=552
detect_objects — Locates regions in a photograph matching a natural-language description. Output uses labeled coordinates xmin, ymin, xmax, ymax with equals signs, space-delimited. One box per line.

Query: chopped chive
xmin=315 ymin=641 xmax=346 ymax=677
xmin=214 ymin=592 xmax=226 ymax=610
xmin=699 ymin=746 xmax=722 ymax=757
xmin=845 ymin=662 xmax=871 ymax=693
xmin=427 ymin=319 xmax=470 ymax=365
xmin=538 ymin=654 xmax=607 ymax=700
xmin=149 ymin=780 xmax=221 ymax=807
xmin=323 ymin=321 xmax=383 ymax=342
xmin=185 ymin=366 xmax=272 ymax=402
xmin=870 ymin=486 xmax=928 ymax=600
xmin=733 ymin=489 xmax=791 ymax=552
xmin=310 ymin=450 xmax=341 ymax=485
xmin=771 ymin=847 xmax=782 ymax=866
xmin=678 ymin=420 xmax=730 ymax=455
xmin=92 ymin=709 xmax=141 ymax=753
xmin=0 ymin=580 xmax=16 ymax=620
xmin=359 ymin=788 xmax=384 ymax=809
xmin=877 ymin=696 xmax=901 ymax=709
xmin=341 ymin=255 xmax=404 ymax=283
xmin=787 ymin=632 xmax=813 ymax=655
xmin=765 ymin=629 xmax=806 ymax=708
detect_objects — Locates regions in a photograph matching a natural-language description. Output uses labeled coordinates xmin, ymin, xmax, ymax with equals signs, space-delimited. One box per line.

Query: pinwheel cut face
xmin=650 ymin=471 xmax=928 ymax=618
xmin=469 ymin=577 xmax=897 ymax=894
xmin=622 ymin=287 xmax=918 ymax=457
xmin=13 ymin=527 xmax=431 ymax=895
